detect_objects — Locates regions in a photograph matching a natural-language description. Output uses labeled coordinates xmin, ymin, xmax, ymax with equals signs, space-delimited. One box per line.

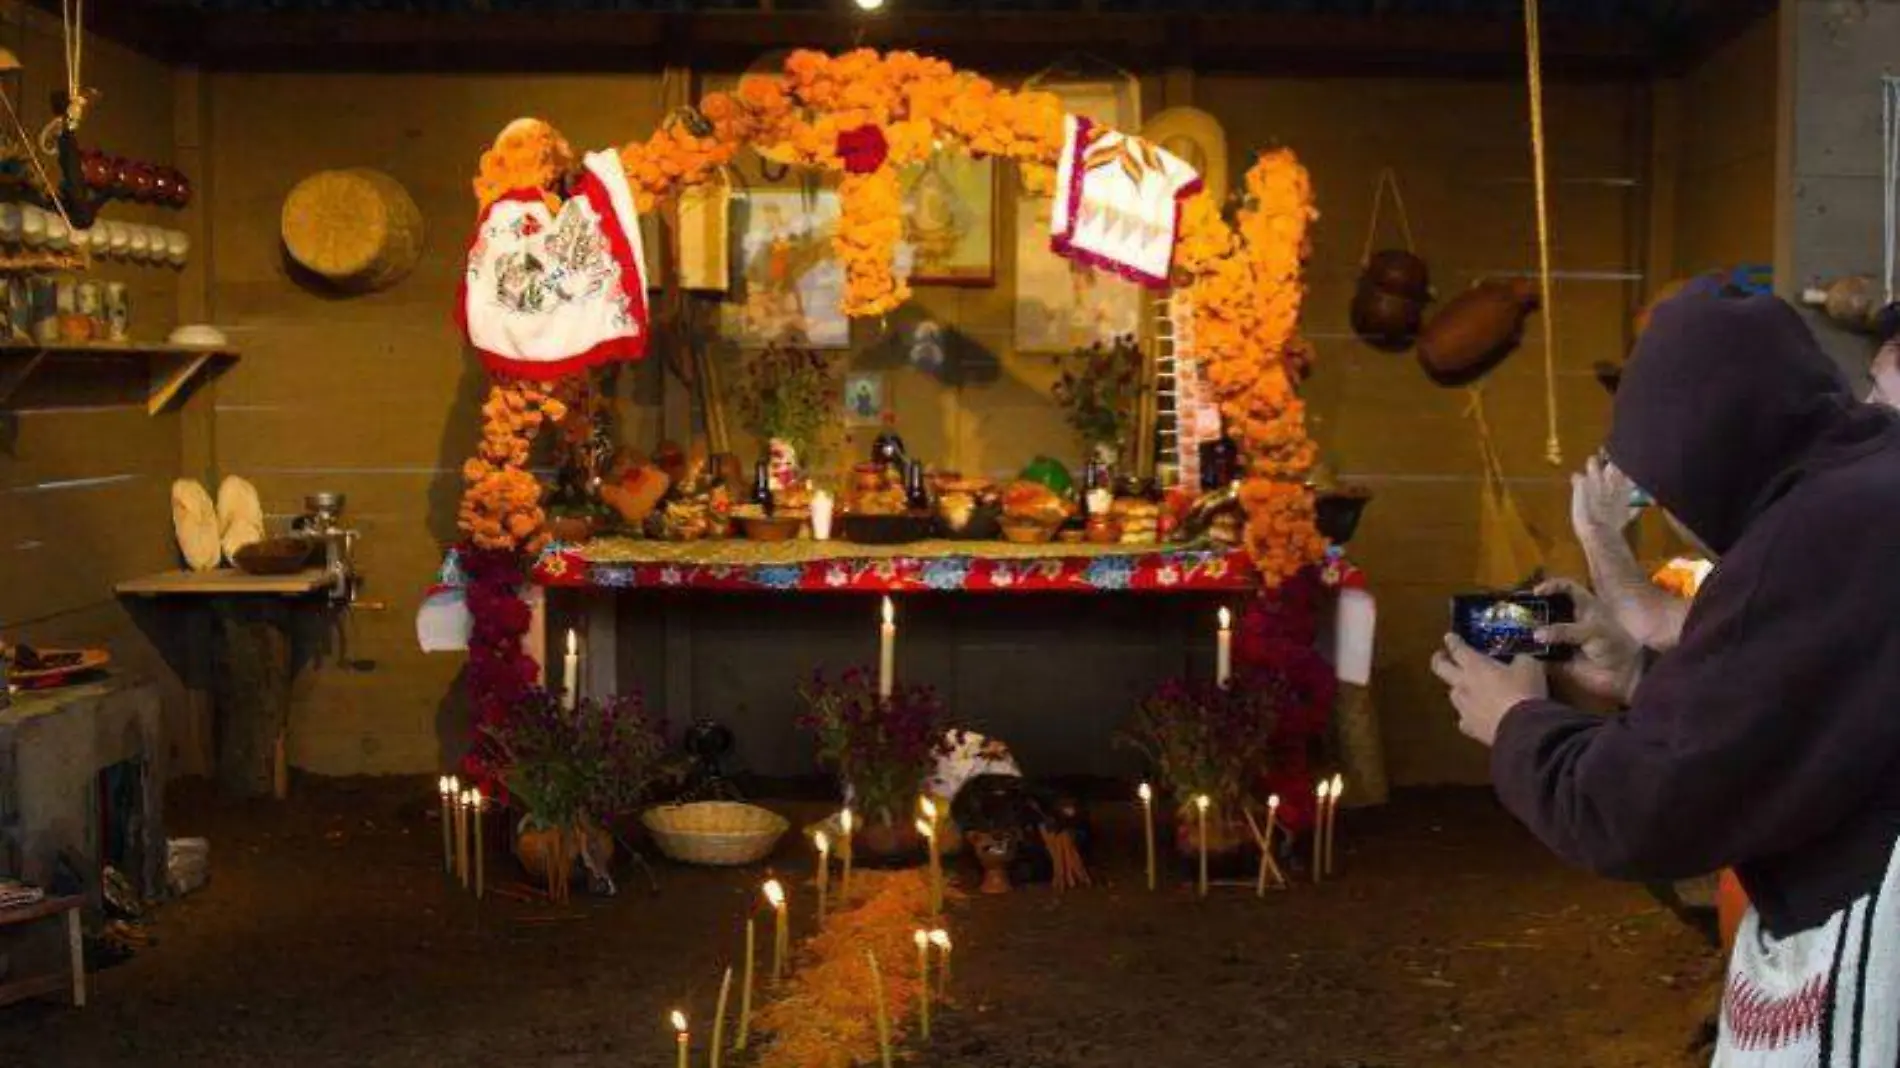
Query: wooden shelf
xmin=0 ymin=344 xmax=238 ymax=415
xmin=116 ymin=568 xmax=329 ymax=598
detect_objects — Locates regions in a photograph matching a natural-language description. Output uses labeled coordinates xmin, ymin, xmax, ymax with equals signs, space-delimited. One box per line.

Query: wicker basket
xmin=281 ymin=168 xmax=424 ymax=292
xmin=643 ymin=802 xmax=789 ymax=867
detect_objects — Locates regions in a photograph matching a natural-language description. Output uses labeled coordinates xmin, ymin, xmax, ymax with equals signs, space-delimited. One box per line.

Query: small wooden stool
xmin=0 ymin=896 xmax=85 ymax=1009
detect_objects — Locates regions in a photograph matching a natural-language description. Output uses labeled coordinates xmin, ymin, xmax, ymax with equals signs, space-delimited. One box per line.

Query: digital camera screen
xmin=1450 ymin=594 xmax=1574 ymax=661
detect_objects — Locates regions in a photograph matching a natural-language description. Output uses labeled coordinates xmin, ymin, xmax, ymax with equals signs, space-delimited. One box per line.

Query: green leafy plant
xmin=482 ymin=688 xmax=682 ymax=832
xmin=1051 ymin=334 xmax=1145 ymax=452
xmin=1117 ymin=674 xmax=1281 ymax=812
xmin=797 ymin=668 xmax=949 ymax=826
xmin=734 ymin=339 xmax=839 ymax=459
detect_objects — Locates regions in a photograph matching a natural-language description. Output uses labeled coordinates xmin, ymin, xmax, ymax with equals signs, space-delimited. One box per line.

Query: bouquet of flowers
xmin=797 ymin=668 xmax=949 ymax=826
xmin=1051 ymin=334 xmax=1144 ymax=454
xmin=1118 ymin=673 xmax=1282 ymax=814
xmin=735 ymin=339 xmax=838 ymax=460
xmin=482 ymin=687 xmax=681 ymax=832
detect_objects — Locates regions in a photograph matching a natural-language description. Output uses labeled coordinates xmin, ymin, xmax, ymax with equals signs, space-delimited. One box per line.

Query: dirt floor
xmin=0 ymin=778 xmax=1718 ymax=1068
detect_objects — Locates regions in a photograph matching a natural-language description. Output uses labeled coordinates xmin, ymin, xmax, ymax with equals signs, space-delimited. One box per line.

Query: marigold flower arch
xmin=458 ymin=48 xmax=1327 ymax=588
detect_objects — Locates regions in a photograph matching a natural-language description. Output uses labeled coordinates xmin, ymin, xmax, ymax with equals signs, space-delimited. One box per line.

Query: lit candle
xmin=913 ymin=929 xmax=932 ymax=1040
xmin=915 ymin=816 xmax=940 ymax=916
xmin=878 ymin=598 xmax=896 ymax=700
xmin=437 ymin=776 xmax=453 ymax=874
xmin=1137 ymin=782 xmax=1156 ymax=892
xmin=763 ymin=880 xmax=788 ymax=982
xmin=1266 ymin=793 xmax=1283 ymax=890
xmin=839 ymin=809 xmax=856 ymax=902
xmin=928 ymin=929 xmax=952 ymax=997
xmin=920 ymin=796 xmax=942 ymax=914
xmin=735 ymin=918 xmax=755 ymax=1052
xmin=710 ymin=966 xmax=733 ymax=1068
xmin=814 ymin=831 xmax=832 ymax=923
xmin=472 ymin=787 xmax=485 ymax=900
xmin=456 ymin=788 xmax=471 ymax=888
xmin=1194 ymin=795 xmax=1211 ymax=898
xmin=866 ymin=950 xmax=894 ymax=1068
xmin=670 ymin=1010 xmax=689 ymax=1068
xmin=1216 ymin=607 xmax=1233 ymax=689
xmin=1326 ymin=774 xmax=1345 ymax=877
xmin=1313 ymin=779 xmax=1330 ymax=883
xmin=562 ymin=628 xmax=580 ymax=710
xmin=448 ymin=775 xmax=464 ymax=883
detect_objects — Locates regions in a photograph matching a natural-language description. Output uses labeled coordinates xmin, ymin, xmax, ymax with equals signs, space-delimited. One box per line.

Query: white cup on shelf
xmin=0 ymin=203 xmax=24 ymax=245
xmin=20 ymin=206 xmax=47 ymax=248
xmin=128 ymin=226 xmax=151 ymax=262
xmin=165 ymin=230 xmax=188 ymax=266
xmin=45 ymin=213 xmax=69 ymax=251
xmin=106 ymin=220 xmax=129 ymax=257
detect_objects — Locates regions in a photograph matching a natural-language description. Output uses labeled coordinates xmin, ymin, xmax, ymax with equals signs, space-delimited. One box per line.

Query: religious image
xmin=726 ymin=190 xmax=849 ymax=348
xmin=1013 ymin=197 xmax=1143 ymax=353
xmin=899 ymin=156 xmax=995 ymax=285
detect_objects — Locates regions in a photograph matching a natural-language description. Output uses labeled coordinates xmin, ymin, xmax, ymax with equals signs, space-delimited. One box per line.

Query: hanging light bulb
xmin=855 ymin=0 xmax=887 ymax=11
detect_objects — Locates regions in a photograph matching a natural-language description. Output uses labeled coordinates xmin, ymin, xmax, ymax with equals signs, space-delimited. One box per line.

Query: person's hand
xmin=1430 ymin=634 xmax=1549 ymax=747
xmin=1572 ymin=454 xmax=1640 ymax=544
xmin=1533 ymin=577 xmax=1645 ymax=704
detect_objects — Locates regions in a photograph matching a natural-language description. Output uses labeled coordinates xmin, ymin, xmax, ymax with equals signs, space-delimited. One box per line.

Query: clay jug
xmin=1349 ymin=283 xmax=1424 ymax=352
xmin=1362 ymin=248 xmax=1431 ymax=301
xmin=1417 ymin=278 xmax=1542 ymax=387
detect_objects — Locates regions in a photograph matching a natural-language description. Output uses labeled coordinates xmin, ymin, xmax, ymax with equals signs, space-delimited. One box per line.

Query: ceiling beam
xmin=171 ymin=10 xmax=1656 ymax=80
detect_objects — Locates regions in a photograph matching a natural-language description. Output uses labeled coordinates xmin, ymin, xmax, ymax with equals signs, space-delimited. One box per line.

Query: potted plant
xmin=1118 ymin=674 xmax=1282 ymax=866
xmin=483 ymin=687 xmax=681 ymax=894
xmin=734 ymin=339 xmax=838 ymax=490
xmin=797 ymin=668 xmax=949 ymax=863
xmin=1051 ymin=334 xmax=1144 ymax=476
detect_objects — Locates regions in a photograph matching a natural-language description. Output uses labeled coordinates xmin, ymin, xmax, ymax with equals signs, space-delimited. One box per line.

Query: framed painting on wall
xmin=842 ymin=371 xmax=889 ymax=427
xmin=723 ymin=189 xmax=850 ymax=349
xmin=899 ymin=155 xmax=997 ymax=286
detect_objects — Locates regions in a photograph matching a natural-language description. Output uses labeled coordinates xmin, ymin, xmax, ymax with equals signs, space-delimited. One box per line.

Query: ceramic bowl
xmin=0 ymin=203 xmax=23 ymax=244
xmin=128 ymin=226 xmax=151 ymax=261
xmin=167 ymin=324 xmax=228 ymax=349
xmin=44 ymin=214 xmax=69 ymax=251
xmin=106 ymin=221 xmax=129 ymax=256
xmin=20 ymin=206 xmax=47 ymax=247
xmin=165 ymin=230 xmax=188 ymax=266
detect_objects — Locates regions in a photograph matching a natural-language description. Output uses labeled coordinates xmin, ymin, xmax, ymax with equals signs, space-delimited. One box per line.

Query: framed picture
xmin=1012 ymin=196 xmax=1143 ymax=353
xmin=724 ymin=189 xmax=850 ymax=349
xmin=842 ymin=371 xmax=888 ymax=427
xmin=899 ymin=156 xmax=996 ymax=286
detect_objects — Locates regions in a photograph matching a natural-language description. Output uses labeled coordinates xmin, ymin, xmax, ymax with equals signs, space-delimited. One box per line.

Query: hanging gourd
xmin=1416 ymin=278 xmax=1541 ymax=387
xmin=1348 ymin=168 xmax=1432 ymax=352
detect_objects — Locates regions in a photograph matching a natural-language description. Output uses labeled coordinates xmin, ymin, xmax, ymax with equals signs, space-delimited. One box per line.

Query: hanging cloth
xmin=458 ymin=150 xmax=651 ymax=381
xmin=1468 ymin=390 xmax=1549 ymax=590
xmin=1049 ymin=114 xmax=1203 ymax=289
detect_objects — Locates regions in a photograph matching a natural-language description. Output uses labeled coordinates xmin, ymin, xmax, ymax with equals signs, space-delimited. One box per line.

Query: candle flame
xmin=566 ymin=628 xmax=577 ymax=655
xmin=840 ymin=808 xmax=855 ymax=834
xmin=1194 ymin=794 xmax=1210 ymax=813
xmin=438 ymin=775 xmax=450 ymax=795
xmin=919 ymin=796 xmax=938 ymax=821
xmin=447 ymin=774 xmax=460 ymax=793
xmin=1316 ymin=780 xmax=1331 ymax=800
xmin=1137 ymin=782 xmax=1152 ymax=803
xmin=1268 ymin=793 xmax=1281 ymax=809
xmin=1218 ymin=606 xmax=1232 ymax=630
xmin=913 ymin=929 xmax=929 ymax=948
xmin=471 ymin=787 xmax=483 ymax=809
xmin=763 ymin=879 xmax=785 ymax=909
xmin=670 ymin=1010 xmax=688 ymax=1034
xmin=815 ymin=830 xmax=831 ymax=854
xmin=881 ymin=596 xmax=894 ymax=626
xmin=928 ymin=929 xmax=951 ymax=951
xmin=915 ymin=818 xmax=933 ymax=840
xmin=1331 ymin=773 xmax=1345 ymax=796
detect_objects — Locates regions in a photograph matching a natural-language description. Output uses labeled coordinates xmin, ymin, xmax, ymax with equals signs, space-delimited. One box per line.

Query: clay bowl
xmin=999 ymin=518 xmax=1059 ymax=545
xmin=739 ymin=515 xmax=803 ymax=543
xmin=842 ymin=513 xmax=932 ymax=546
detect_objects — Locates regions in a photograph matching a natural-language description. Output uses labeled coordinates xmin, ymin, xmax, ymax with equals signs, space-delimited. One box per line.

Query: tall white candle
xmin=878 ymin=598 xmax=897 ymax=700
xmin=562 ymin=628 xmax=580 ymax=710
xmin=811 ymin=490 xmax=835 ymax=541
xmin=1216 ymin=607 xmax=1233 ymax=689
xmin=438 ymin=775 xmax=453 ymax=874
xmin=1137 ymin=782 xmax=1156 ymax=892
xmin=1195 ymin=794 xmax=1211 ymax=898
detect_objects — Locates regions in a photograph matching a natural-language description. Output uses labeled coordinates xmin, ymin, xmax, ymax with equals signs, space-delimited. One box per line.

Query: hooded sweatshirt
xmin=1491 ymin=281 xmax=1900 ymax=938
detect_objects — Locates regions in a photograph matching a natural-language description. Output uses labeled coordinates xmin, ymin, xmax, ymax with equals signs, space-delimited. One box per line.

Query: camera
xmin=1450 ymin=592 xmax=1575 ymax=662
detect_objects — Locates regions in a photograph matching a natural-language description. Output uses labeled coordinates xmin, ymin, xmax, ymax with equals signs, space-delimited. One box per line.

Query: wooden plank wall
xmin=1672 ymin=15 xmax=1779 ymax=280
xmin=199 ymin=63 xmax=1663 ymax=785
xmin=0 ymin=3 xmax=198 ymax=770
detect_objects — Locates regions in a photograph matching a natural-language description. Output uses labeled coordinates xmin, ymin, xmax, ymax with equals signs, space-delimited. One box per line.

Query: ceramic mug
xmin=76 ymin=280 xmax=103 ymax=335
xmin=128 ymin=226 xmax=151 ymax=261
xmin=5 ymin=276 xmax=29 ymax=341
xmin=29 ymin=276 xmax=59 ymax=344
xmin=165 ymin=230 xmax=188 ymax=266
xmin=104 ymin=282 xmax=129 ymax=342
xmin=20 ymin=206 xmax=47 ymax=248
xmin=0 ymin=203 xmax=24 ymax=245
xmin=45 ymin=213 xmax=70 ymax=251
xmin=106 ymin=221 xmax=129 ymax=256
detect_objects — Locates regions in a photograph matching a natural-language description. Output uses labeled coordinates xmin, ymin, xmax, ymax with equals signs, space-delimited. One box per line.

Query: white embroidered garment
xmin=1050 ymin=114 xmax=1203 ymax=289
xmin=1716 ymin=838 xmax=1900 ymax=1066
xmin=459 ymin=149 xmax=649 ymax=380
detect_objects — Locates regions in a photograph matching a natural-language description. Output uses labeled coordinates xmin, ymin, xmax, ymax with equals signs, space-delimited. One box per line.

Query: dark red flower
xmin=836 ymin=124 xmax=890 ymax=176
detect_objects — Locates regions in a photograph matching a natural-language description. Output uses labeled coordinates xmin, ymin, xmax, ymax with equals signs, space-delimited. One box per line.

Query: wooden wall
xmin=191 ymin=62 xmax=1660 ymax=785
xmin=0 ymin=2 xmax=198 ymax=769
xmin=1669 ymin=15 xmax=1779 ymax=282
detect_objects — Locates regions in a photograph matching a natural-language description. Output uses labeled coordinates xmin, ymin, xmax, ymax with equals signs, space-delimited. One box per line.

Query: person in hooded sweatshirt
xmin=1431 ymin=280 xmax=1900 ymax=1066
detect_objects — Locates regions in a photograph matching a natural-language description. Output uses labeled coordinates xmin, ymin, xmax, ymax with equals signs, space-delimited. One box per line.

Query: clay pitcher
xmin=1417 ymin=278 xmax=1542 ymax=387
xmin=1361 ymin=248 xmax=1431 ymax=302
xmin=1350 ymin=283 xmax=1425 ymax=352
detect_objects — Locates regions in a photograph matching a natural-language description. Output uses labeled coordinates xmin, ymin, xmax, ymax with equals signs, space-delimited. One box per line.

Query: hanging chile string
xmin=1523 ymin=0 xmax=1563 ymax=467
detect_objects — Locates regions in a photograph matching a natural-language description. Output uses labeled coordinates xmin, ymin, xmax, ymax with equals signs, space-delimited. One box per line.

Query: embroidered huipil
xmin=1050 ymin=115 xmax=1202 ymax=290
xmin=458 ymin=150 xmax=650 ymax=380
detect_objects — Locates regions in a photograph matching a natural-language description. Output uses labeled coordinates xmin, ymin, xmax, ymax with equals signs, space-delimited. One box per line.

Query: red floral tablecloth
xmin=528 ymin=539 xmax=1364 ymax=594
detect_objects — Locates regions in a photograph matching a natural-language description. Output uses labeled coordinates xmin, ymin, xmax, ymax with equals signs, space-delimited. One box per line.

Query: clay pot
xmin=1362 ymin=248 xmax=1431 ymax=301
xmin=855 ymin=814 xmax=925 ymax=866
xmin=967 ymin=830 xmax=1019 ymax=894
xmin=79 ymin=150 xmax=112 ymax=193
xmin=125 ymin=162 xmax=157 ymax=202
xmin=169 ymin=172 xmax=193 ymax=208
xmin=1417 ymin=278 xmax=1542 ymax=387
xmin=514 ymin=821 xmax=616 ymax=884
xmin=546 ymin=514 xmax=596 ymax=545
xmin=1349 ymin=283 xmax=1425 ymax=352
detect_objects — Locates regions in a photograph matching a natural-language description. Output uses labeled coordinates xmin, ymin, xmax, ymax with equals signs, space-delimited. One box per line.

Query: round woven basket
xmin=281 ymin=168 xmax=424 ymax=292
xmin=643 ymin=802 xmax=789 ymax=867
